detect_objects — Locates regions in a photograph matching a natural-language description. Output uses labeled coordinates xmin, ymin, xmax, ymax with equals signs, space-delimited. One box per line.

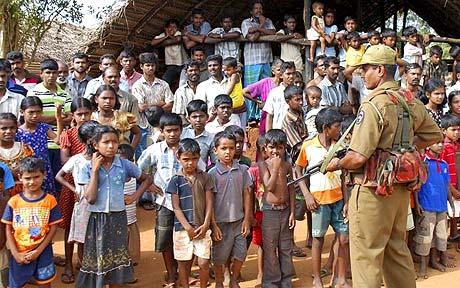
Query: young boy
xmin=223 ymin=57 xmax=247 ymax=128
xmin=295 ymin=108 xmax=350 ymax=288
xmin=119 ymin=144 xmax=141 ymax=269
xmin=402 ymin=26 xmax=424 ymax=67
xmin=382 ymin=28 xmax=397 ymax=50
xmin=277 ymin=14 xmax=303 ymax=72
xmin=205 ymin=94 xmax=241 ymax=134
xmin=422 ymin=45 xmax=448 ymax=83
xmin=182 ymin=100 xmax=216 ymax=170
xmin=208 ymin=15 xmax=242 ymax=59
xmin=281 ymin=85 xmax=308 ymax=148
xmin=138 ymin=113 xmax=183 ymax=287
xmin=167 ymin=138 xmax=214 ymax=288
xmin=208 ymin=131 xmax=252 ymax=288
xmin=439 ymin=115 xmax=460 ymax=242
xmin=224 ymin=125 xmax=251 ymax=168
xmin=345 ymin=31 xmax=365 ymax=67
xmin=414 ymin=141 xmax=455 ymax=279
xmin=118 ymin=50 xmax=142 ymax=92
xmin=367 ymin=30 xmax=381 ymax=46
xmin=2 ymin=157 xmax=62 ymax=288
xmin=258 ymin=129 xmax=295 ymax=287
xmin=305 ymin=86 xmax=322 ymax=138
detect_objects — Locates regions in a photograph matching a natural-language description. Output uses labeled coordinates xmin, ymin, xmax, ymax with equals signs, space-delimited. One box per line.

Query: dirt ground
xmin=49 ymin=208 xmax=460 ymax=288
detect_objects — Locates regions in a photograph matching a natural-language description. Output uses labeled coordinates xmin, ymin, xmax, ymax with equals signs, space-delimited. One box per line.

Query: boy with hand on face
xmin=205 ymin=94 xmax=241 ymax=135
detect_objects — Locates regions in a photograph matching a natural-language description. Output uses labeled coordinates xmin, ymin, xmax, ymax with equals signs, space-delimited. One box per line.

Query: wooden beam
xmin=379 ymin=0 xmax=386 ymax=31
xmin=303 ymin=0 xmax=312 ymax=81
xmin=127 ymin=0 xmax=171 ymax=41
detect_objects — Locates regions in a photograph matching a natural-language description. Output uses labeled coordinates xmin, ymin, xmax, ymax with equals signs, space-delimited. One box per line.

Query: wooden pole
xmin=392 ymin=8 xmax=398 ymax=31
xmin=379 ymin=0 xmax=386 ymax=31
xmin=303 ymin=0 xmax=312 ymax=81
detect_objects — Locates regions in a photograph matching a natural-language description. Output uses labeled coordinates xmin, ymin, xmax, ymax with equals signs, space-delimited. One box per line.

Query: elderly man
xmin=326 ymin=45 xmax=442 ymax=288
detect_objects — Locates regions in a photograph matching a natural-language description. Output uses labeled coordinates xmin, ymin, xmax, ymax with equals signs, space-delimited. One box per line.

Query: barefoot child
xmin=259 ymin=129 xmax=296 ymax=287
xmin=307 ymin=1 xmax=326 ymax=62
xmin=2 ymin=157 xmax=62 ymax=288
xmin=167 ymin=138 xmax=214 ymax=288
xmin=223 ymin=57 xmax=247 ymax=128
xmin=224 ymin=125 xmax=251 ymax=168
xmin=414 ymin=141 xmax=455 ymax=279
xmin=76 ymin=125 xmax=152 ymax=287
xmin=209 ymin=131 xmax=252 ymax=288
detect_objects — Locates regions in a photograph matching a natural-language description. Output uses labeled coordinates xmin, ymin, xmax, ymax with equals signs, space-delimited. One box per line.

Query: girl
xmin=91 ymin=85 xmax=141 ymax=148
xmin=306 ymin=1 xmax=326 ymax=62
xmin=57 ymin=97 xmax=93 ymax=284
xmin=0 ymin=113 xmax=34 ymax=196
xmin=76 ymin=125 xmax=151 ymax=288
xmin=421 ymin=78 xmax=446 ymax=126
xmin=448 ymin=90 xmax=460 ymax=117
xmin=15 ymin=96 xmax=63 ymax=196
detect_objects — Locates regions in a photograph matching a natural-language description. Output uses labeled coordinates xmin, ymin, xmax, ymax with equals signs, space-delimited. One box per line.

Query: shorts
xmin=448 ymin=199 xmax=460 ymax=217
xmin=155 ymin=205 xmax=174 ymax=252
xmin=212 ymin=219 xmax=248 ymax=265
xmin=9 ymin=245 xmax=56 ymax=288
xmin=173 ymin=229 xmax=212 ymax=261
xmin=312 ymin=199 xmax=348 ymax=237
xmin=252 ymin=211 xmax=263 ymax=246
xmin=414 ymin=211 xmax=448 ymax=256
xmin=406 ymin=205 xmax=415 ymax=231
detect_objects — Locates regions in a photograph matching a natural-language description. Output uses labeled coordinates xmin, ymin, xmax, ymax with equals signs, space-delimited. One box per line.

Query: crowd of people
xmin=0 ymin=0 xmax=458 ymax=287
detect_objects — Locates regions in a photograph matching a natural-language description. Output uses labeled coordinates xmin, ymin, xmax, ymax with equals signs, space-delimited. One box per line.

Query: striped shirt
xmin=83 ymin=75 xmax=103 ymax=99
xmin=124 ymin=178 xmax=138 ymax=225
xmin=172 ymin=82 xmax=196 ymax=116
xmin=209 ymin=27 xmax=242 ymax=59
xmin=241 ymin=17 xmax=275 ymax=66
xmin=27 ymin=83 xmax=71 ymax=149
xmin=318 ymin=77 xmax=347 ymax=108
xmin=282 ymin=108 xmax=307 ymax=148
xmin=0 ymin=89 xmax=24 ymax=117
xmin=440 ymin=139 xmax=458 ymax=187
xmin=138 ymin=141 xmax=181 ymax=211
xmin=181 ymin=126 xmax=216 ymax=170
xmin=67 ymin=73 xmax=92 ymax=99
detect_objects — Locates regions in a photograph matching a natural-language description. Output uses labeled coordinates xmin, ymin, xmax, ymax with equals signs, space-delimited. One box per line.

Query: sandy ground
xmin=48 ymin=208 xmax=460 ymax=288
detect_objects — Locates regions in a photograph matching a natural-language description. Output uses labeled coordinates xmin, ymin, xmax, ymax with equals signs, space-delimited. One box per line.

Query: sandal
xmin=61 ymin=272 xmax=75 ymax=284
xmin=54 ymin=256 xmax=66 ymax=267
xmin=320 ymin=267 xmax=332 ymax=278
xmin=162 ymin=282 xmax=175 ymax=287
xmin=292 ymin=247 xmax=307 ymax=257
xmin=142 ymin=202 xmax=156 ymax=210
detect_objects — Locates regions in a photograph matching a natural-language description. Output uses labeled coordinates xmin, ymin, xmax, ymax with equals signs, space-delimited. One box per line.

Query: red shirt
xmin=60 ymin=127 xmax=86 ymax=156
xmin=440 ymin=138 xmax=458 ymax=187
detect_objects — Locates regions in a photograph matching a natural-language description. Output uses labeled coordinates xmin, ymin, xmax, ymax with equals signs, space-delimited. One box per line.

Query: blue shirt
xmin=6 ymin=80 xmax=27 ymax=96
xmin=418 ymin=156 xmax=449 ymax=212
xmin=0 ymin=162 xmax=15 ymax=196
xmin=77 ymin=156 xmax=141 ymax=213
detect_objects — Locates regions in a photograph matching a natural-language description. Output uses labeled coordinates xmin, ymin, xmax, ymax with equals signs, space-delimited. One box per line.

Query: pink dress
xmin=246 ymin=77 xmax=278 ymax=135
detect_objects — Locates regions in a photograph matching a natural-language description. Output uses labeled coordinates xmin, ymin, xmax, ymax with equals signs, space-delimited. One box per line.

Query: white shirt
xmin=0 ymin=90 xmax=24 ymax=117
xmin=154 ymin=31 xmax=188 ymax=66
xmin=447 ymin=81 xmax=460 ymax=97
xmin=195 ymin=75 xmax=228 ymax=111
xmin=351 ymin=75 xmax=370 ymax=104
xmin=205 ymin=114 xmax=241 ymax=134
xmin=263 ymin=84 xmax=289 ymax=129
xmin=83 ymin=75 xmax=104 ymax=99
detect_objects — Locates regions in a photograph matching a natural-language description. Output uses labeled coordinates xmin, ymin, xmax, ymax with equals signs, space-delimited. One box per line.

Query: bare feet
xmin=215 ymin=282 xmax=224 ymax=288
xmin=441 ymin=252 xmax=456 ymax=268
xmin=335 ymin=280 xmax=352 ymax=288
xmin=416 ymin=270 xmax=428 ymax=280
xmin=313 ymin=277 xmax=324 ymax=288
xmin=429 ymin=259 xmax=446 ymax=272
xmin=230 ymin=279 xmax=241 ymax=288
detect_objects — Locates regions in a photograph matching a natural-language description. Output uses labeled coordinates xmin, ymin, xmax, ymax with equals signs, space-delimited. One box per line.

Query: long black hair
xmin=78 ymin=120 xmax=100 ymax=156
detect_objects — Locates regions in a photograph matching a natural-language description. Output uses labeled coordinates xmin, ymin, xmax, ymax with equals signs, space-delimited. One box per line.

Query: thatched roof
xmin=81 ymin=0 xmax=460 ymax=60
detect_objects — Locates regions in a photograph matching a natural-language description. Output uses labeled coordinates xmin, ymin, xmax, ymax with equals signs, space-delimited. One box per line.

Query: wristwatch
xmin=220 ymin=33 xmax=224 ymax=39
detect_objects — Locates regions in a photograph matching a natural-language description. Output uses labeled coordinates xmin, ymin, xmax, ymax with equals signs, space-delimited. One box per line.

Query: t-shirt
xmin=418 ymin=155 xmax=449 ymax=212
xmin=229 ymin=78 xmax=245 ymax=109
xmin=124 ymin=178 xmax=137 ymax=225
xmin=403 ymin=43 xmax=423 ymax=67
xmin=263 ymin=84 xmax=288 ymax=129
xmin=316 ymin=25 xmax=338 ymax=57
xmin=61 ymin=154 xmax=88 ymax=199
xmin=346 ymin=45 xmax=365 ymax=67
xmin=1 ymin=193 xmax=62 ymax=252
xmin=166 ymin=170 xmax=215 ymax=231
xmin=0 ymin=162 xmax=15 ymax=194
xmin=277 ymin=29 xmax=303 ymax=71
xmin=154 ymin=31 xmax=188 ymax=66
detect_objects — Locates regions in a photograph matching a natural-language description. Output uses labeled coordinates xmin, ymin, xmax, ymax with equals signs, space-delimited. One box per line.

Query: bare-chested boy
xmin=259 ymin=129 xmax=295 ymax=287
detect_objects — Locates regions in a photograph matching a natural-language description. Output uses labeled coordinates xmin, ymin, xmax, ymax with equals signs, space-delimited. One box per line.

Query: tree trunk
xmin=0 ymin=2 xmax=20 ymax=58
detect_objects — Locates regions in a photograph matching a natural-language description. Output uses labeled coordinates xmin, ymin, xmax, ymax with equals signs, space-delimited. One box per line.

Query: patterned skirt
xmin=75 ymin=211 xmax=134 ymax=288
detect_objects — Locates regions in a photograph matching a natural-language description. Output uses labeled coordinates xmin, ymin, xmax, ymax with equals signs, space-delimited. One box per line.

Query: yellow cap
xmin=352 ymin=44 xmax=396 ymax=66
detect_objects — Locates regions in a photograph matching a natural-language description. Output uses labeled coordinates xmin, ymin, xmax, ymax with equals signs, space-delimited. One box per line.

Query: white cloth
xmin=263 ymin=84 xmax=288 ymax=129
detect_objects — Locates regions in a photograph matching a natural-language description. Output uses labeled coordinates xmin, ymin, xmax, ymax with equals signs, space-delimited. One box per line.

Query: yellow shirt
xmin=229 ymin=79 xmax=245 ymax=109
xmin=346 ymin=45 xmax=365 ymax=67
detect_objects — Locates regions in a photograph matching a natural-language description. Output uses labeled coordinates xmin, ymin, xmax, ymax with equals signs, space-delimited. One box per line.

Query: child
xmin=55 ymin=121 xmax=98 ymax=281
xmin=2 ymin=157 xmax=62 ymax=288
xmin=57 ymin=97 xmax=93 ymax=283
xmin=224 ymin=125 xmax=251 ymax=167
xmin=258 ymin=129 xmax=295 ymax=287
xmin=414 ymin=141 xmax=455 ymax=279
xmin=208 ymin=131 xmax=252 ymax=288
xmin=367 ymin=30 xmax=381 ymax=46
xmin=182 ymin=100 xmax=216 ymax=171
xmin=282 ymin=85 xmax=308 ymax=148
xmin=307 ymin=1 xmax=326 ymax=62
xmin=0 ymin=113 xmax=34 ymax=196
xmin=205 ymin=94 xmax=241 ymax=134
xmin=422 ymin=45 xmax=448 ymax=83
xmin=223 ymin=57 xmax=247 ymax=128
xmin=450 ymin=46 xmax=460 ymax=83
xmin=421 ymin=78 xmax=446 ymax=126
xmin=382 ymin=28 xmax=397 ymax=50
xmin=294 ymin=71 xmax=305 ymax=90
xmin=138 ymin=113 xmax=183 ymax=287
xmin=118 ymin=144 xmax=141 ymax=269
xmin=277 ymin=14 xmax=304 ymax=71
xmin=439 ymin=115 xmax=460 ymax=242
xmin=295 ymin=108 xmax=350 ymax=288
xmin=304 ymin=86 xmax=322 ymax=138
xmin=448 ymin=90 xmax=460 ymax=117
xmin=402 ymin=26 xmax=424 ymax=67
xmin=167 ymin=138 xmax=214 ymax=288
xmin=345 ymin=31 xmax=365 ymax=67
xmin=16 ymin=96 xmax=63 ymax=197
xmin=91 ymin=85 xmax=141 ymax=147
xmin=145 ymin=106 xmax=165 ymax=145
xmin=76 ymin=125 xmax=151 ymax=287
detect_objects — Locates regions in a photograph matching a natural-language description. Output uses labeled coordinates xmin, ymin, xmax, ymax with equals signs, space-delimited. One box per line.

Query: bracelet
xmin=220 ymin=33 xmax=224 ymax=39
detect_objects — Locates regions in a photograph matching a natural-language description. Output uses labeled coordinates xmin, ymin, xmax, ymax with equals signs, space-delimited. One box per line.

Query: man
xmin=195 ymin=55 xmax=228 ymax=113
xmin=103 ymin=66 xmax=140 ymax=119
xmin=344 ymin=65 xmax=369 ymax=113
xmin=183 ymin=8 xmax=213 ymax=56
xmin=0 ymin=60 xmax=24 ymax=116
xmin=173 ymin=61 xmax=200 ymax=123
xmin=263 ymin=61 xmax=296 ymax=131
xmin=208 ymin=15 xmax=242 ymax=59
xmin=118 ymin=50 xmax=142 ymax=92
xmin=403 ymin=63 xmax=423 ymax=99
xmin=56 ymin=60 xmax=70 ymax=93
xmin=132 ymin=52 xmax=173 ymax=158
xmin=84 ymin=54 xmax=117 ymax=99
xmin=179 ymin=46 xmax=210 ymax=87
xmin=326 ymin=44 xmax=442 ymax=288
xmin=67 ymin=52 xmax=92 ymax=98
xmin=318 ymin=56 xmax=349 ymax=110
xmin=306 ymin=55 xmax=327 ymax=88
xmin=241 ymin=0 xmax=276 ymax=122
xmin=6 ymin=51 xmax=40 ymax=91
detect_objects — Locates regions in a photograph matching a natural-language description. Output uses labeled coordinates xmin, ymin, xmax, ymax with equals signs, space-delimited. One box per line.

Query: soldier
xmin=326 ymin=44 xmax=442 ymax=288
